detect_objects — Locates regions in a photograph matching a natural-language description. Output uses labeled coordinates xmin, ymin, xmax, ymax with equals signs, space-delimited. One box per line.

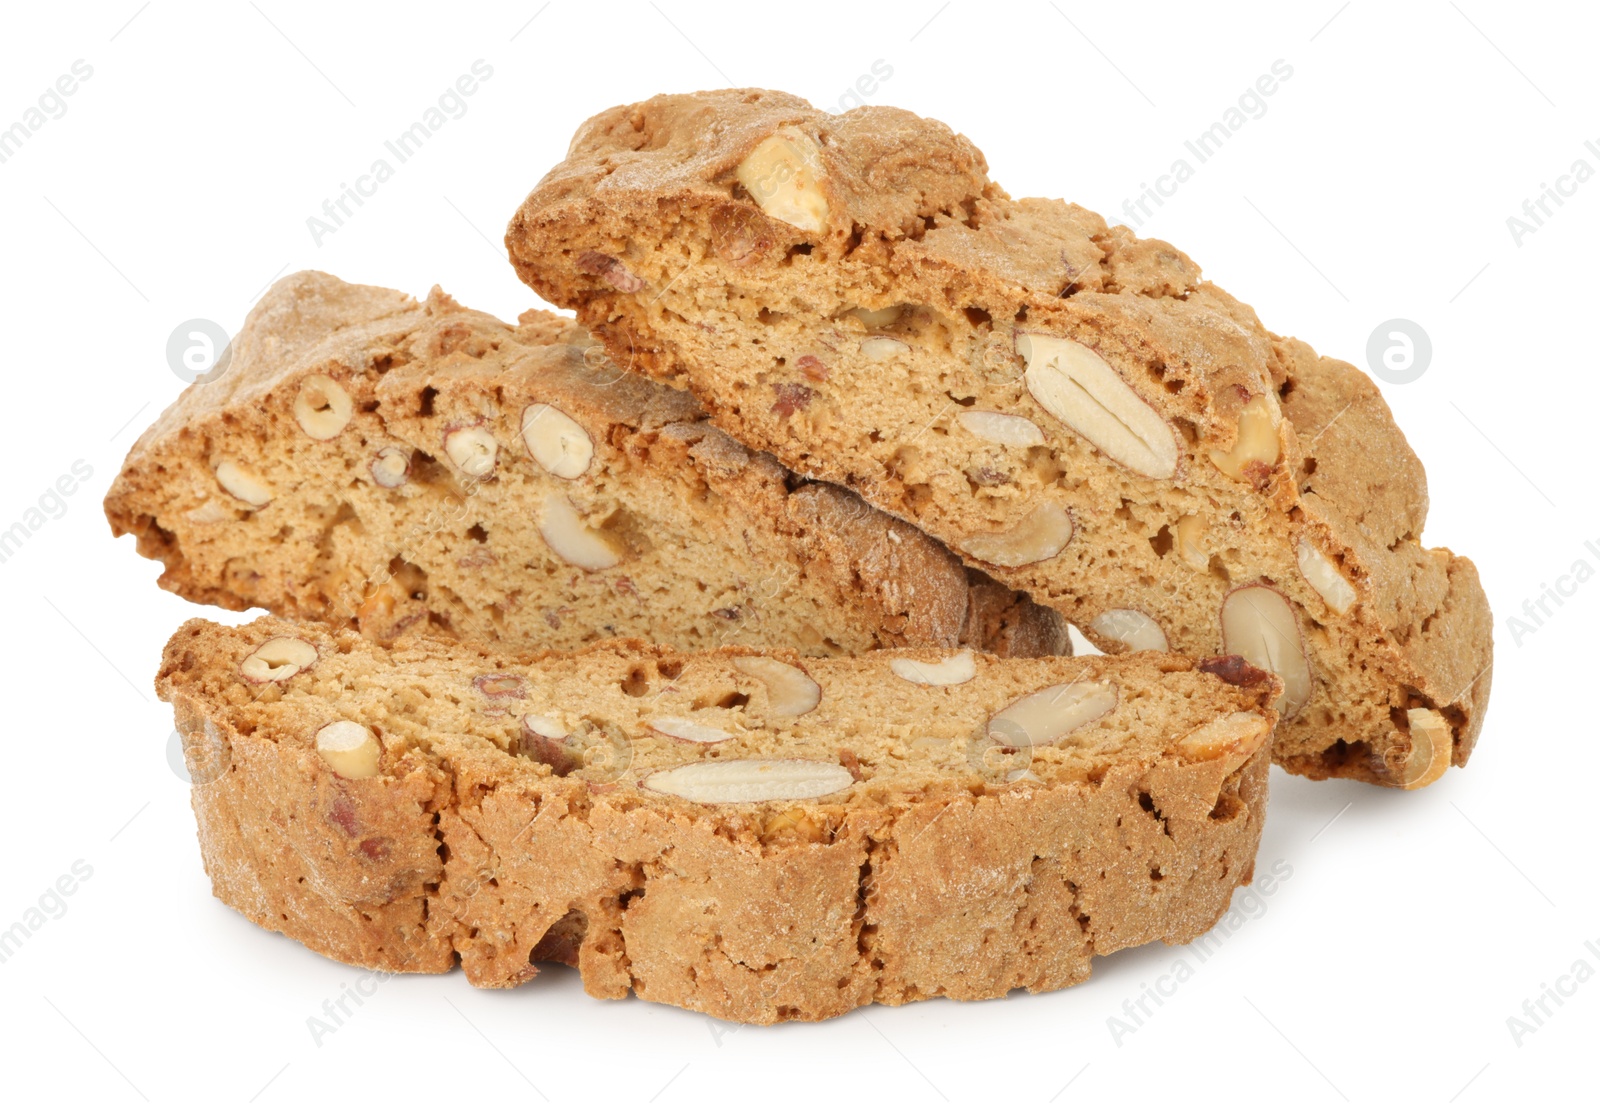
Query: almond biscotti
xmin=159 ymin=615 xmax=1276 ymax=1023
xmin=106 ymin=271 xmax=1062 ymax=658
xmin=505 ymin=89 xmax=1492 ymax=787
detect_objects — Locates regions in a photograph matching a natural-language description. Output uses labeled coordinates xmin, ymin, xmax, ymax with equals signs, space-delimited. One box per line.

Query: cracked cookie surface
xmin=160 ymin=615 xmax=1275 ymax=1022
xmin=505 ymin=88 xmax=1492 ymax=786
xmin=106 ymin=271 xmax=1063 ymax=658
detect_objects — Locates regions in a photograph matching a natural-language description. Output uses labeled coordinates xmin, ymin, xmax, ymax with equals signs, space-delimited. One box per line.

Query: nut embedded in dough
xmin=958 ymin=503 xmax=1073 ymax=568
xmin=730 ymin=655 xmax=821 ymax=717
xmin=986 ymin=680 xmax=1118 ymax=747
xmin=649 ymin=716 xmax=737 ymax=744
xmin=957 ymin=410 xmax=1046 ymax=447
xmin=522 ymin=402 xmax=594 ymax=479
xmin=537 ymin=491 xmax=622 ymax=571
xmin=1089 ymin=608 xmax=1169 ymax=653
xmin=736 ymin=128 xmax=830 ymax=233
xmin=1017 ymin=332 xmax=1178 ymax=479
xmin=215 ymin=460 xmax=272 ymax=507
xmin=1297 ymin=535 xmax=1356 ymax=614
xmin=1397 ymin=708 xmax=1452 ymax=789
xmin=889 ymin=650 xmax=977 ymax=686
xmin=370 ymin=446 xmax=410 ymax=488
xmin=1208 ymin=393 xmax=1281 ymax=488
xmin=315 ymin=720 xmax=381 ymax=780
xmin=642 ymin=758 xmax=855 ymax=803
xmin=292 ymin=374 xmax=354 ymax=440
xmin=444 ymin=424 xmax=498 ymax=478
xmin=1219 ymin=584 xmax=1311 ymax=717
xmin=240 ymin=636 xmax=318 ymax=683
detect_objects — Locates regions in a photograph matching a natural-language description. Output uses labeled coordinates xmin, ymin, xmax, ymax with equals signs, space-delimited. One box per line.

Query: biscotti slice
xmin=105 ymin=271 xmax=1063 ymax=658
xmin=159 ymin=614 xmax=1277 ymax=1023
xmin=504 ymin=89 xmax=1492 ymax=787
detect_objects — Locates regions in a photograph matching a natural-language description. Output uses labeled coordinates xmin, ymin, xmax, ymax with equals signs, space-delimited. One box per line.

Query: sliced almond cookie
xmin=106 ymin=271 xmax=1063 ymax=658
xmin=505 ymin=89 xmax=1490 ymax=787
xmin=159 ymin=615 xmax=1277 ymax=1023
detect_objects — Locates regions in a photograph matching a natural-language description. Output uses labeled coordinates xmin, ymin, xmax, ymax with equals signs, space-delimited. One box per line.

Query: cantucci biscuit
xmin=506 ymin=90 xmax=1492 ymax=787
xmin=159 ymin=615 xmax=1277 ymax=1023
xmin=106 ymin=271 xmax=1064 ymax=658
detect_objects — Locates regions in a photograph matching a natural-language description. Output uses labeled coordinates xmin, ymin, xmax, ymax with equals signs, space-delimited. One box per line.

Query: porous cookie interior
xmin=165 ymin=617 xmax=1271 ymax=828
xmin=106 ymin=272 xmax=1062 ymax=658
xmin=506 ymin=90 xmax=1490 ymax=786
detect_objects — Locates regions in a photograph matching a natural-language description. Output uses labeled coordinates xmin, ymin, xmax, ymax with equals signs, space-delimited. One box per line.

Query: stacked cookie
xmin=109 ymin=89 xmax=1491 ymax=1024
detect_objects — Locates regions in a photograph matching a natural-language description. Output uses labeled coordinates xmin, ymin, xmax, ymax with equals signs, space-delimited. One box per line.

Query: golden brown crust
xmin=505 ymin=89 xmax=1493 ymax=787
xmin=105 ymin=271 xmax=1060 ymax=658
xmin=160 ymin=615 xmax=1274 ymax=1022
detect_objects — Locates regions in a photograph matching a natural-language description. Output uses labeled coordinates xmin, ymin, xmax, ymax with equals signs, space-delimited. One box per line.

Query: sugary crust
xmin=105 ymin=272 xmax=1062 ymax=658
xmin=505 ymin=89 xmax=1493 ymax=786
xmin=1273 ymin=337 xmax=1493 ymax=768
xmin=159 ymin=616 xmax=1274 ymax=1023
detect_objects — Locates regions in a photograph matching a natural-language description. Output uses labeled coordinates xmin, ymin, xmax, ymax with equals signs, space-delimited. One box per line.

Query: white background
xmin=1 ymin=2 xmax=1593 ymax=1101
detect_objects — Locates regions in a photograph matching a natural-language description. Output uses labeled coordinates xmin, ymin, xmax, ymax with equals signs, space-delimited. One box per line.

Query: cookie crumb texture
xmin=105 ymin=271 xmax=1064 ymax=659
xmin=159 ymin=617 xmax=1274 ymax=1023
xmin=506 ymin=89 xmax=1493 ymax=786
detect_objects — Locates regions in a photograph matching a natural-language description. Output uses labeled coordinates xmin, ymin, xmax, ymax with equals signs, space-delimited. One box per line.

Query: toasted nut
xmin=315 ymin=720 xmax=381 ymax=780
xmin=852 ymin=305 xmax=902 ymax=329
xmin=1219 ymin=584 xmax=1312 ymax=717
xmin=860 ymin=336 xmax=908 ymax=361
xmin=1017 ymin=332 xmax=1178 ymax=478
xmin=184 ymin=500 xmax=233 ymax=525
xmin=575 ymin=250 xmax=645 ymax=293
xmin=1296 ymin=535 xmax=1356 ymax=614
xmin=987 ymin=681 xmax=1118 ymax=748
xmin=1398 ymin=708 xmax=1452 ymax=789
xmin=371 ymin=447 xmax=410 ymax=488
xmin=1174 ymin=514 xmax=1210 ymax=571
xmin=240 ymin=636 xmax=318 ymax=683
xmin=519 ymin=715 xmax=577 ymax=775
xmin=1172 ymin=711 xmax=1272 ymax=768
xmin=772 ymin=382 xmax=815 ymax=418
xmin=1198 ymin=655 xmax=1274 ymax=690
xmin=642 ymin=759 xmax=854 ymax=803
xmin=957 ymin=410 xmax=1047 ymax=447
xmin=760 ymin=806 xmax=828 ymax=844
xmin=736 ymin=128 xmax=829 ymax=233
xmin=474 ymin=673 xmax=526 ymax=699
xmin=1088 ymin=608 xmax=1169 ymax=653
xmin=796 ymin=354 xmax=829 ymax=382
xmin=537 ymin=491 xmax=622 ymax=570
xmin=1208 ymin=394 xmax=1281 ymax=486
xmin=215 ymin=460 xmax=272 ymax=507
xmin=731 ymin=656 xmax=821 ymax=717
xmin=958 ymin=503 xmax=1073 ymax=567
xmin=293 ymin=374 xmax=354 ymax=440
xmin=523 ymin=715 xmax=567 ymax=740
xmin=890 ymin=650 xmax=977 ymax=686
xmin=444 ymin=424 xmax=498 ymax=477
xmin=650 ymin=716 xmax=736 ymax=744
xmin=521 ymin=403 xmax=594 ymax=479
